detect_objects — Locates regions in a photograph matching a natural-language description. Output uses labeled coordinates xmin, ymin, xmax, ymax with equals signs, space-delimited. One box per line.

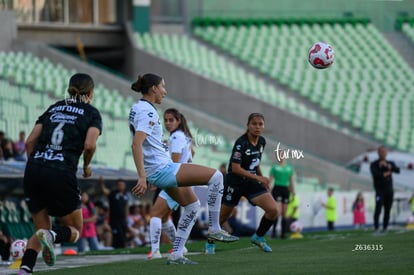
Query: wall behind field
xmin=194 ymin=0 xmax=414 ymax=31
xmin=194 ymin=187 xmax=413 ymax=230
xmin=0 ymin=11 xmax=17 ymax=51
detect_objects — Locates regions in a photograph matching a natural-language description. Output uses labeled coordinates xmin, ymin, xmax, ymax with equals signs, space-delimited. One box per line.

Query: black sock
xmin=281 ymin=218 xmax=287 ymax=237
xmin=20 ymin=248 xmax=38 ymax=273
xmin=52 ymin=225 xmax=72 ymax=243
xmin=256 ymin=216 xmax=275 ymax=237
xmin=272 ymin=217 xmax=279 ymax=237
xmin=0 ymin=239 xmax=9 ymax=261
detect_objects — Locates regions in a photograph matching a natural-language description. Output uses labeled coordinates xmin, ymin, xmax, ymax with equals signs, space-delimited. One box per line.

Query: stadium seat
xmin=193 ymin=20 xmax=414 ymax=152
xmin=134 ymin=32 xmax=342 ymax=133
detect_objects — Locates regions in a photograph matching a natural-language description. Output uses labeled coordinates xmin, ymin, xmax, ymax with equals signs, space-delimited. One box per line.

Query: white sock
xmin=149 ymin=217 xmax=162 ymax=253
xmin=162 ymin=219 xmax=177 ymax=243
xmin=171 ymin=200 xmax=200 ymax=259
xmin=207 ymin=170 xmax=223 ymax=232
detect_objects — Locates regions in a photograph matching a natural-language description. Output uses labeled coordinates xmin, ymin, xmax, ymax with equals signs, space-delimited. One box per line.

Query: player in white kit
xmin=147 ymin=108 xmax=194 ymax=260
xmin=128 ymin=73 xmax=238 ymax=265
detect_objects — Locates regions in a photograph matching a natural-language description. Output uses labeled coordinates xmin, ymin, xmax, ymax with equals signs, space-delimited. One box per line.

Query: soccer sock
xmin=171 ymin=200 xmax=200 ymax=259
xmin=281 ymin=218 xmax=287 ymax=237
xmin=149 ymin=217 xmax=162 ymax=253
xmin=0 ymin=239 xmax=7 ymax=261
xmin=51 ymin=225 xmax=72 ymax=243
xmin=20 ymin=248 xmax=38 ymax=273
xmin=207 ymin=170 xmax=224 ymax=232
xmin=272 ymin=217 xmax=279 ymax=237
xmin=162 ymin=219 xmax=177 ymax=243
xmin=256 ymin=216 xmax=275 ymax=237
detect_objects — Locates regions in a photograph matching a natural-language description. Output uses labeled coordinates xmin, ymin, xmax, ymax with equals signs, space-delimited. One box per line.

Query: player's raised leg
xmin=176 ymin=164 xmax=239 ymax=242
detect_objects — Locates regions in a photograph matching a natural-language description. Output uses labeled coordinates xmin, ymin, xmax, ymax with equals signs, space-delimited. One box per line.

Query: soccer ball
xmin=308 ymin=42 xmax=335 ymax=69
xmin=290 ymin=221 xmax=303 ymax=233
xmin=10 ymin=239 xmax=27 ymax=260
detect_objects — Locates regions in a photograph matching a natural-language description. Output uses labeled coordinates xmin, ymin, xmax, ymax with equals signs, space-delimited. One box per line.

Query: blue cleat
xmin=251 ymin=233 xmax=272 ymax=252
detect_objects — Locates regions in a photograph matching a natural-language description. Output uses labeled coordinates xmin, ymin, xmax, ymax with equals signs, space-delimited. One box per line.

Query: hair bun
xmin=131 ymin=75 xmax=145 ymax=93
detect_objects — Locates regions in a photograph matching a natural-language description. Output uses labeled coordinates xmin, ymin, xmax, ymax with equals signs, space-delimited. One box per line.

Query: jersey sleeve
xmin=169 ymin=131 xmax=186 ymax=154
xmin=35 ymin=107 xmax=52 ymax=125
xmin=230 ymin=139 xmax=244 ymax=164
xmin=89 ymin=108 xmax=103 ymax=134
xmin=131 ymin=108 xmax=157 ymax=135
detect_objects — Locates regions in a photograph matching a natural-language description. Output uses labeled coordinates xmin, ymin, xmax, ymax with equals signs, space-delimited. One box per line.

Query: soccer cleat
xmin=251 ymin=233 xmax=272 ymax=252
xmin=207 ymin=230 xmax=239 ymax=243
xmin=147 ymin=250 xmax=162 ymax=260
xmin=36 ymin=229 xmax=56 ymax=266
xmin=205 ymin=242 xmax=215 ymax=255
xmin=17 ymin=269 xmax=31 ymax=275
xmin=167 ymin=256 xmax=198 ymax=265
xmin=168 ymin=246 xmax=188 ymax=255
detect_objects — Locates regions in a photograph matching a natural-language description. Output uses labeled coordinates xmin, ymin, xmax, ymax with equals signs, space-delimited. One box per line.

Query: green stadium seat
xmin=192 ymin=20 xmax=414 ymax=153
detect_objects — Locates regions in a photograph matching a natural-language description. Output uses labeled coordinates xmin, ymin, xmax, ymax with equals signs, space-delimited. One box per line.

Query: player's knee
xmin=208 ymin=170 xmax=223 ymax=188
xmin=69 ymin=226 xmax=81 ymax=243
xmin=184 ymin=199 xmax=200 ymax=211
xmin=266 ymin=207 xmax=279 ymax=220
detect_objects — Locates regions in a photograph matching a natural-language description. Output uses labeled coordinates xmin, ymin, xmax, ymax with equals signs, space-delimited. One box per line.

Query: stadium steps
xmin=0 ymin=52 xmax=235 ymax=170
xmin=383 ymin=31 xmax=414 ymax=71
xmin=191 ymin=32 xmax=365 ymax=140
xmin=134 ymin=32 xmax=344 ymax=132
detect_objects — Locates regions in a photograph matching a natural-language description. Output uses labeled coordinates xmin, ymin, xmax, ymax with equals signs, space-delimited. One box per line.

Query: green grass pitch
xmin=37 ymin=229 xmax=413 ymax=275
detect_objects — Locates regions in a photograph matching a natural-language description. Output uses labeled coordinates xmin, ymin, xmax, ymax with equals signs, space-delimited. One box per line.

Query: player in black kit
xmin=206 ymin=113 xmax=278 ymax=254
xmin=18 ymin=73 xmax=102 ymax=275
xmin=370 ymin=146 xmax=400 ymax=234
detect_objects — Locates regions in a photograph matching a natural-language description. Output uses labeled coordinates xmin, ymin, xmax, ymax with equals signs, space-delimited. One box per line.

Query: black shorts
xmin=222 ymin=174 xmax=268 ymax=207
xmin=24 ymin=162 xmax=81 ymax=217
xmin=271 ymin=185 xmax=290 ymax=204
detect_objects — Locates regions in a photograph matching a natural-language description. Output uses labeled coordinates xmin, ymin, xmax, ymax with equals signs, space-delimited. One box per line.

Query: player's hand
xmin=379 ymin=160 xmax=387 ymax=167
xmin=132 ymin=178 xmax=147 ymax=197
xmin=257 ymin=176 xmax=270 ymax=190
xmin=83 ymin=165 xmax=92 ymax=178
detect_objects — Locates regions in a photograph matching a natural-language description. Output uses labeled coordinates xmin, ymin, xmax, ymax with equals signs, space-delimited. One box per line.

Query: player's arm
xmin=83 ymin=206 xmax=98 ymax=223
xmin=289 ymin=173 xmax=295 ymax=194
xmin=83 ymin=127 xmax=100 ymax=178
xmin=231 ymin=163 xmax=269 ymax=185
xmin=131 ymin=131 xmax=148 ymax=197
xmin=25 ymin=124 xmax=43 ymax=158
xmin=390 ymin=161 xmax=400 ymax=174
xmin=99 ymin=177 xmax=110 ymax=196
xmin=170 ymin=132 xmax=184 ymax=162
xmin=256 ymin=165 xmax=263 ymax=177
xmin=370 ymin=162 xmax=386 ymax=178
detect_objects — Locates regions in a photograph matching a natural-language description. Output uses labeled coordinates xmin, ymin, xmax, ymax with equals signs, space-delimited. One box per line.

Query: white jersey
xmin=128 ymin=99 xmax=171 ymax=176
xmin=168 ymin=130 xmax=192 ymax=163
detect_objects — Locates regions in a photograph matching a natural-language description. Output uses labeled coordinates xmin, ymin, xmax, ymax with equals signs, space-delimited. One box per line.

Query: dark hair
xmin=67 ymin=73 xmax=94 ymax=97
xmin=131 ymin=73 xmax=162 ymax=94
xmin=164 ymin=108 xmax=193 ymax=139
xmin=245 ymin=113 xmax=265 ymax=134
xmin=81 ymin=191 xmax=94 ymax=213
xmin=247 ymin=113 xmax=265 ymax=124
